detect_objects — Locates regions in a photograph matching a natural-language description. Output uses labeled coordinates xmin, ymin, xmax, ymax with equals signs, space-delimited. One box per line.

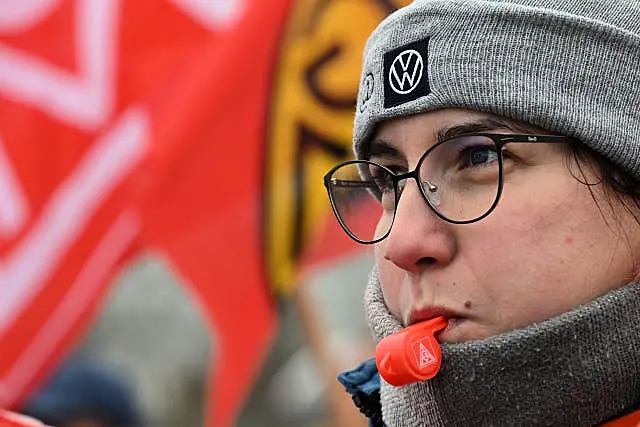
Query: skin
xmin=369 ymin=108 xmax=640 ymax=343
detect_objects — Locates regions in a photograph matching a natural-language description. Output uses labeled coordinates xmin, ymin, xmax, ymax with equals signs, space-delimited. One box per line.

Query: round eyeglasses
xmin=323 ymin=133 xmax=576 ymax=244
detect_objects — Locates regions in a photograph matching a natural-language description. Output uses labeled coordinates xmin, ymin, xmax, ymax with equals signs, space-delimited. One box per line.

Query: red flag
xmin=0 ymin=410 xmax=47 ymax=427
xmin=135 ymin=2 xmax=292 ymax=425
xmin=0 ymin=0 xmax=151 ymax=408
xmin=0 ymin=1 xmax=408 ymax=426
xmin=0 ymin=2 xmax=291 ymax=427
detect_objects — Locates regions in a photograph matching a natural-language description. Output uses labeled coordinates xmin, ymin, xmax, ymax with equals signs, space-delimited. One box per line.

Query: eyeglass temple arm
xmin=497 ymin=134 xmax=578 ymax=144
xmin=328 ymin=179 xmax=379 ymax=189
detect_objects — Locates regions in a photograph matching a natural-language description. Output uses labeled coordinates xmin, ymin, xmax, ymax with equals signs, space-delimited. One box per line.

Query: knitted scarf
xmin=364 ymin=267 xmax=640 ymax=426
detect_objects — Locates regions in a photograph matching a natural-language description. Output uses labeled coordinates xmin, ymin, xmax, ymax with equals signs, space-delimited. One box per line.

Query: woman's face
xmin=372 ymin=109 xmax=640 ymax=343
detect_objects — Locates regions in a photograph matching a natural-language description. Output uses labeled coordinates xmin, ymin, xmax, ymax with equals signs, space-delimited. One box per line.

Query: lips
xmin=407 ymin=306 xmax=462 ymax=327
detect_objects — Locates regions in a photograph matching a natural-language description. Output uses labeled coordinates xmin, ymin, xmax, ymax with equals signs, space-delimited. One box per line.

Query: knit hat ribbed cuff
xmin=354 ymin=0 xmax=640 ymax=179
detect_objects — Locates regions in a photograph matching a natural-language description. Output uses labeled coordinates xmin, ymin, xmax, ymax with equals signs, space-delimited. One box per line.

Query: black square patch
xmin=383 ymin=38 xmax=430 ymax=108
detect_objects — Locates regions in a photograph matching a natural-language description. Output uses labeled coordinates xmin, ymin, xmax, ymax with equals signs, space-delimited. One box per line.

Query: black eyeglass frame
xmin=323 ymin=133 xmax=578 ymax=244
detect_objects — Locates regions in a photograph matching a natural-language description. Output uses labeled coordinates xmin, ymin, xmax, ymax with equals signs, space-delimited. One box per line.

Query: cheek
xmin=375 ymin=244 xmax=405 ymax=320
xmin=465 ymin=176 xmax=626 ymax=328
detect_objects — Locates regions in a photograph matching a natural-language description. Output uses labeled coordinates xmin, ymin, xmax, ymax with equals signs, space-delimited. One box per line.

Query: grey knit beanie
xmin=354 ymin=0 xmax=640 ymax=179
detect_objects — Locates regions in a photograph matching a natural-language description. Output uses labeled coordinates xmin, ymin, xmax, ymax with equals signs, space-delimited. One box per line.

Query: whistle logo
xmin=417 ymin=342 xmax=437 ymax=368
xmin=412 ymin=339 xmax=437 ymax=370
xmin=389 ymin=49 xmax=423 ymax=95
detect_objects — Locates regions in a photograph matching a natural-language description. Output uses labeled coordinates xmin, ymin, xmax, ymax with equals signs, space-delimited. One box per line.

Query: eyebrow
xmin=368 ymin=137 xmax=401 ymax=158
xmin=437 ymin=117 xmax=529 ymax=141
xmin=367 ymin=117 xmax=535 ymax=160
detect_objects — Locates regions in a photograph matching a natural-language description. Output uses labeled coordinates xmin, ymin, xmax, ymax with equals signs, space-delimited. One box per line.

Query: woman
xmin=324 ymin=0 xmax=640 ymax=426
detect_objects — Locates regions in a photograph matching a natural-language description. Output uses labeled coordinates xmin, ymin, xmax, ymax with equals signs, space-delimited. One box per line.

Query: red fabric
xmin=602 ymin=410 xmax=640 ymax=427
xmin=134 ymin=2 xmax=291 ymax=424
xmin=0 ymin=0 xmax=151 ymax=409
xmin=0 ymin=2 xmax=290 ymax=426
xmin=0 ymin=411 xmax=45 ymax=427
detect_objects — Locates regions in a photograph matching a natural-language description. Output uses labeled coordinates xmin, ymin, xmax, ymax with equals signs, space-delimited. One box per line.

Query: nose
xmin=381 ymin=180 xmax=456 ymax=274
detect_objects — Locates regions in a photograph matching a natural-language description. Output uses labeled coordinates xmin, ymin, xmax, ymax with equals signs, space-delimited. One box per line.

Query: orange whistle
xmin=375 ymin=316 xmax=448 ymax=386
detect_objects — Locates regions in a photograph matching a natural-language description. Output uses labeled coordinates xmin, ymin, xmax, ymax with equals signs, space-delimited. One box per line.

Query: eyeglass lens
xmin=326 ymin=135 xmax=502 ymax=243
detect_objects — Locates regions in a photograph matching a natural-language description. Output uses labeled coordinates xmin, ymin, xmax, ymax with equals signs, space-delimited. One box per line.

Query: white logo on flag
xmin=389 ymin=49 xmax=423 ymax=95
xmin=418 ymin=342 xmax=437 ymax=368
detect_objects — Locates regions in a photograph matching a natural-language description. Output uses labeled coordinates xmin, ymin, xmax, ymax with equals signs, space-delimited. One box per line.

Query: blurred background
xmin=0 ymin=1 xmax=408 ymax=426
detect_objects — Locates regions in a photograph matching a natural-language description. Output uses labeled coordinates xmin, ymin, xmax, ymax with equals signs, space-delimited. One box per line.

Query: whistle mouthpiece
xmin=375 ymin=316 xmax=448 ymax=386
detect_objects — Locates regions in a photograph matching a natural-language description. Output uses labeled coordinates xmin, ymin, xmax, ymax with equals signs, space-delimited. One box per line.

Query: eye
xmin=366 ymin=164 xmax=398 ymax=211
xmin=369 ymin=166 xmax=394 ymax=194
xmin=459 ymin=145 xmax=499 ymax=169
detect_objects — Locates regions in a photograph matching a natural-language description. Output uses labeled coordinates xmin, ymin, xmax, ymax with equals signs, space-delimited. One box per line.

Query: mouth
xmin=407 ymin=306 xmax=465 ymax=339
xmin=407 ymin=306 xmax=461 ymax=325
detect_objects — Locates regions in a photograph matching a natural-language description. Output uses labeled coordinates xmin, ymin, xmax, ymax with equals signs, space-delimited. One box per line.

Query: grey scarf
xmin=365 ymin=267 xmax=640 ymax=426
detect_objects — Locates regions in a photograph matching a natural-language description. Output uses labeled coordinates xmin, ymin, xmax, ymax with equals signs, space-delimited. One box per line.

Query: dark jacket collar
xmin=338 ymin=358 xmax=384 ymax=427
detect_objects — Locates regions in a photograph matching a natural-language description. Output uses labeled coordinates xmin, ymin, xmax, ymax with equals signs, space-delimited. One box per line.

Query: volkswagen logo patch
xmin=389 ymin=50 xmax=423 ymax=95
xmin=383 ymin=38 xmax=430 ymax=108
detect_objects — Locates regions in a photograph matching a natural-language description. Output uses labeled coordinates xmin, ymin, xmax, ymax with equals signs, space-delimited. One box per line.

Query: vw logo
xmin=388 ymin=49 xmax=423 ymax=95
xmin=359 ymin=73 xmax=374 ymax=112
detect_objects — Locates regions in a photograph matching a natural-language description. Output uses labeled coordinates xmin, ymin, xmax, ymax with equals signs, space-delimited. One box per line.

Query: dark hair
xmin=566 ymin=140 xmax=640 ymax=227
xmin=498 ymin=115 xmax=640 ymax=226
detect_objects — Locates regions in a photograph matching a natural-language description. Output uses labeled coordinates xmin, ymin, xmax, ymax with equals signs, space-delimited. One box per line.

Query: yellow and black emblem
xmin=264 ymin=0 xmax=410 ymax=296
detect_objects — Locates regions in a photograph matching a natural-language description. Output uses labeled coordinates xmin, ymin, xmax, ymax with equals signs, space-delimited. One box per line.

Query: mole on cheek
xmin=464 ymin=301 xmax=472 ymax=309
